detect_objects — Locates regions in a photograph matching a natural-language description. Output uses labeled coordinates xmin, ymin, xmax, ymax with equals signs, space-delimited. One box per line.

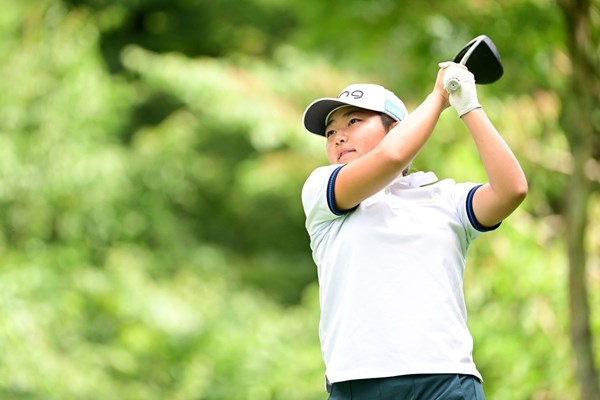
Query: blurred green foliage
xmin=0 ymin=0 xmax=597 ymax=399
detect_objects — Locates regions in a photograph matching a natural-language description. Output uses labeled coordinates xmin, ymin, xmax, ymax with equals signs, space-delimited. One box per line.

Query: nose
xmin=334 ymin=130 xmax=347 ymax=146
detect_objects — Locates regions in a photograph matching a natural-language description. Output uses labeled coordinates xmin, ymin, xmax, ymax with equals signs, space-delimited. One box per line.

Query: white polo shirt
xmin=301 ymin=164 xmax=499 ymax=384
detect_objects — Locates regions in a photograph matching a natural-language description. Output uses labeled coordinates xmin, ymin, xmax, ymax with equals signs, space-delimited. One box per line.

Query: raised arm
xmin=463 ymin=109 xmax=528 ymax=227
xmin=443 ymin=63 xmax=528 ymax=227
xmin=332 ymin=70 xmax=450 ymax=211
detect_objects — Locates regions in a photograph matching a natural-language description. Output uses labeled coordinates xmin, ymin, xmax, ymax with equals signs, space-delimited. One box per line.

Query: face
xmin=325 ymin=106 xmax=388 ymax=164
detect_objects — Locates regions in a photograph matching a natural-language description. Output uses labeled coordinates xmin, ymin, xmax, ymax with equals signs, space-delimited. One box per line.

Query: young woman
xmin=301 ymin=63 xmax=527 ymax=399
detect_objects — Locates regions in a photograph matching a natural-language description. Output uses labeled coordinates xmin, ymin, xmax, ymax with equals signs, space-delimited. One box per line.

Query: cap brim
xmin=303 ymin=98 xmax=355 ymax=136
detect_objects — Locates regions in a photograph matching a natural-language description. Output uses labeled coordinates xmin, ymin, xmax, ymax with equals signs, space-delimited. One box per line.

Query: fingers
xmin=438 ymin=61 xmax=468 ymax=70
xmin=433 ymin=68 xmax=450 ymax=108
xmin=435 ymin=62 xmax=480 ymax=116
xmin=433 ymin=62 xmax=470 ymax=109
xmin=443 ymin=65 xmax=475 ymax=92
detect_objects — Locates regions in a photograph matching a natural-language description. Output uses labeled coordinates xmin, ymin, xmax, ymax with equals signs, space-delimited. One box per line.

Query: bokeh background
xmin=0 ymin=0 xmax=598 ymax=399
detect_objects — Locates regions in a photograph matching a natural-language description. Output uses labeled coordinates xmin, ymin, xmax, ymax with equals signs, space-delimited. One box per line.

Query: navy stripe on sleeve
xmin=466 ymin=184 xmax=501 ymax=232
xmin=326 ymin=165 xmax=357 ymax=216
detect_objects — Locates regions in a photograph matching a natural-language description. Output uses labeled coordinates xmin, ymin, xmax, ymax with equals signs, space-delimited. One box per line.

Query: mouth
xmin=338 ymin=150 xmax=355 ymax=162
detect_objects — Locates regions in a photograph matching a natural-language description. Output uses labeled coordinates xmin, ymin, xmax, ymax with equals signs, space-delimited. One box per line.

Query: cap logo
xmin=338 ymin=90 xmax=364 ymax=100
xmin=385 ymin=99 xmax=405 ymax=121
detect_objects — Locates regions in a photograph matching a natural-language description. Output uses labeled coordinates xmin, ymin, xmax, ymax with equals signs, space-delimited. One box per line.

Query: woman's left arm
xmin=462 ymin=108 xmax=528 ymax=227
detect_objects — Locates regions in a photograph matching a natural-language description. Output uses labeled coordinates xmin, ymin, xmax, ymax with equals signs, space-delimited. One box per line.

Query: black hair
xmin=380 ymin=113 xmax=397 ymax=132
xmin=380 ymin=113 xmax=411 ymax=176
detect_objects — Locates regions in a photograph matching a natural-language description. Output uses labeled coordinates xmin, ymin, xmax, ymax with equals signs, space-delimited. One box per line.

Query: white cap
xmin=302 ymin=83 xmax=408 ymax=136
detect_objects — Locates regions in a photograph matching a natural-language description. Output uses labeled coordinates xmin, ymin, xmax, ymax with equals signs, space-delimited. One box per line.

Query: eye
xmin=348 ymin=118 xmax=360 ymax=125
xmin=326 ymin=129 xmax=336 ymax=138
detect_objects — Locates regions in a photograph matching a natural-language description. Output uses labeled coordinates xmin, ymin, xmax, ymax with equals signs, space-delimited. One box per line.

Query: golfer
xmin=301 ymin=62 xmax=527 ymax=399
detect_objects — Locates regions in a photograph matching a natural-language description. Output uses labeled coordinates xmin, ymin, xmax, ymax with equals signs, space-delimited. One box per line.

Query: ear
xmin=383 ymin=120 xmax=400 ymax=135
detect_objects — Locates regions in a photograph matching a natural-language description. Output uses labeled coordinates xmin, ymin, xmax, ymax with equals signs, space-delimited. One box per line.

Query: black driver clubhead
xmin=453 ymin=35 xmax=503 ymax=84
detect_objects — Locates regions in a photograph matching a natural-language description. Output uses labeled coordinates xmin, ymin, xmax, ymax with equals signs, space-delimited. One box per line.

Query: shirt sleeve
xmin=301 ymin=164 xmax=353 ymax=238
xmin=453 ymin=182 xmax=501 ymax=242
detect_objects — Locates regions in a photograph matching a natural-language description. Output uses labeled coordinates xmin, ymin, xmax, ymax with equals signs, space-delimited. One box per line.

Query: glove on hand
xmin=442 ymin=64 xmax=482 ymax=117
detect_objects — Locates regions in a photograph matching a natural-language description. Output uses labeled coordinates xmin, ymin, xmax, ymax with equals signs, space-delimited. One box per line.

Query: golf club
xmin=446 ymin=35 xmax=503 ymax=91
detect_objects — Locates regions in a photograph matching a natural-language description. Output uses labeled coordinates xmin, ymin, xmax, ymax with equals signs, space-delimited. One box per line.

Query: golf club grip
xmin=446 ymin=77 xmax=460 ymax=92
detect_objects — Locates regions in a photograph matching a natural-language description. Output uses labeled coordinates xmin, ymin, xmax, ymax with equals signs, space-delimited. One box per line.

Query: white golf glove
xmin=441 ymin=63 xmax=482 ymax=117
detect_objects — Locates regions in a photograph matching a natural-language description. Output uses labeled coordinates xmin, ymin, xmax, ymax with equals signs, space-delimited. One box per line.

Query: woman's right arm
xmin=333 ymin=69 xmax=450 ymax=211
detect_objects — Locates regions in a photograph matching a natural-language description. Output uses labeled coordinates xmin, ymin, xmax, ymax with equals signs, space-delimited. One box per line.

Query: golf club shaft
xmin=446 ymin=38 xmax=482 ymax=92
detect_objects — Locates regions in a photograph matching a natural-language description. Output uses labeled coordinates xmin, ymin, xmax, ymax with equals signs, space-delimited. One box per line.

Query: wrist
xmin=460 ymin=105 xmax=484 ymax=119
xmin=428 ymin=91 xmax=449 ymax=110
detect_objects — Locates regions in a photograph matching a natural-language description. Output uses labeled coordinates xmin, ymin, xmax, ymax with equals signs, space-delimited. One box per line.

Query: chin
xmin=340 ymin=154 xmax=359 ymax=164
